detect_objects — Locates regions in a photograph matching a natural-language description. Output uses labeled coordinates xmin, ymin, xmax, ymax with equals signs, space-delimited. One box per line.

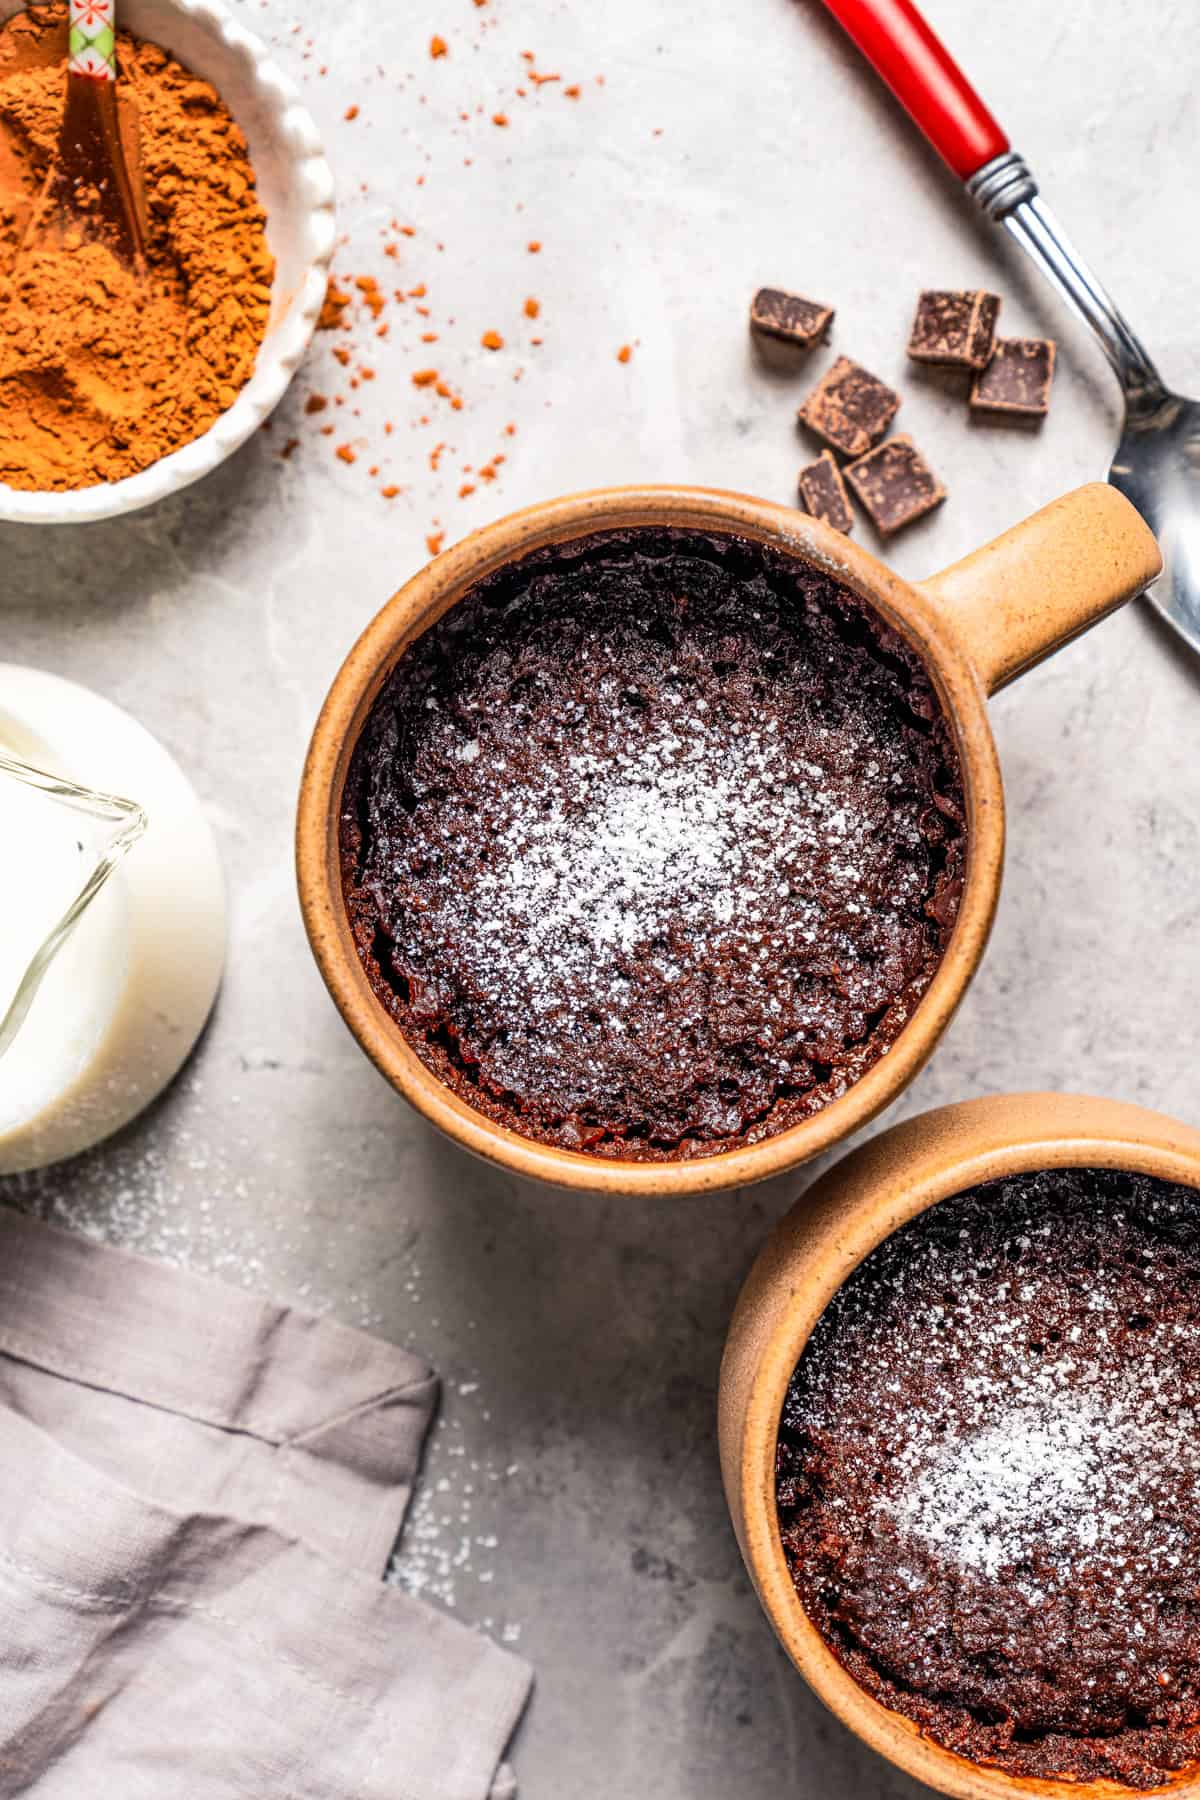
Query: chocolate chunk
xmin=845 ymin=435 xmax=945 ymax=535
xmin=970 ymin=337 xmax=1056 ymax=415
xmin=907 ymin=288 xmax=1000 ymax=369
xmin=797 ymin=450 xmax=853 ymax=534
xmin=799 ymin=356 xmax=900 ymax=458
xmin=750 ymin=286 xmax=834 ymax=350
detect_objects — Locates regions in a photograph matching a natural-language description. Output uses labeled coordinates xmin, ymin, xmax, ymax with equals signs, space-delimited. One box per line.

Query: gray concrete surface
xmin=3 ymin=0 xmax=1199 ymax=1793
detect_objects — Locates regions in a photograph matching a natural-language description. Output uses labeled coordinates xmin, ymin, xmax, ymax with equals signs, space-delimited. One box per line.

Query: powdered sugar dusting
xmin=351 ymin=531 xmax=964 ymax=1150
xmin=889 ymin=1384 xmax=1196 ymax=1580
xmin=465 ymin=708 xmax=876 ymax=1013
xmin=777 ymin=1169 xmax=1200 ymax=1780
xmin=788 ymin=1174 xmax=1200 ymax=1588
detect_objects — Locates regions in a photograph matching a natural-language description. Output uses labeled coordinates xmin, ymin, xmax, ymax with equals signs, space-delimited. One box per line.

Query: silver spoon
xmin=820 ymin=0 xmax=1200 ymax=656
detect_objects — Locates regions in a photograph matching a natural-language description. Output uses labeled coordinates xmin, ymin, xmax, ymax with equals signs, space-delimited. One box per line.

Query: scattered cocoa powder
xmin=318 ymin=279 xmax=352 ymax=330
xmin=355 ymin=274 xmax=385 ymax=316
xmin=0 ymin=2 xmax=274 ymax=491
xmin=284 ymin=51 xmax=604 ymax=540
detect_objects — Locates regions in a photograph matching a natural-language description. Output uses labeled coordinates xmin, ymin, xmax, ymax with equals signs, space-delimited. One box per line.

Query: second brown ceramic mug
xmin=719 ymin=1092 xmax=1200 ymax=1799
xmin=296 ymin=482 xmax=1160 ymax=1196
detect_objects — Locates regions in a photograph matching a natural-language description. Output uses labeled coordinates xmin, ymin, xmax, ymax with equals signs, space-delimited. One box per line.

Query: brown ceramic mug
xmin=295 ymin=484 xmax=1160 ymax=1197
xmin=718 ymin=1092 xmax=1200 ymax=1799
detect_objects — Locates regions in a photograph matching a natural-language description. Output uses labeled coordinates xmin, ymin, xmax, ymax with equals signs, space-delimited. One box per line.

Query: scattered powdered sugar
xmin=1 ymin=1067 xmax=287 ymax=1287
xmin=388 ymin=1372 xmax=522 ymax=1645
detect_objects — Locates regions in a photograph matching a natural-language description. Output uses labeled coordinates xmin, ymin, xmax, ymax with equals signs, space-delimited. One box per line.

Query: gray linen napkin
xmin=0 ymin=1206 xmax=531 ymax=1800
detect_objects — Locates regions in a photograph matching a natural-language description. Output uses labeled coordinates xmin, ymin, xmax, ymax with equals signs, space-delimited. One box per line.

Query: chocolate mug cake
xmin=777 ymin=1167 xmax=1200 ymax=1790
xmin=340 ymin=526 xmax=965 ymax=1160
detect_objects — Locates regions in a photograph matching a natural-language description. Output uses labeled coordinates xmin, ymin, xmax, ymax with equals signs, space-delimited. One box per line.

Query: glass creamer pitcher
xmin=0 ymin=665 xmax=226 ymax=1175
xmin=0 ymin=752 xmax=147 ymax=1062
xmin=0 ymin=751 xmax=147 ymax=1143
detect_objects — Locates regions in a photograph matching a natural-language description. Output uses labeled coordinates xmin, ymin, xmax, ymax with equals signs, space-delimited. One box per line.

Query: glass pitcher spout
xmin=0 ymin=753 xmax=147 ymax=1064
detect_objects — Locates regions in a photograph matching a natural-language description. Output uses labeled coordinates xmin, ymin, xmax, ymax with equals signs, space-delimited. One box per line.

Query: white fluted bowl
xmin=0 ymin=0 xmax=335 ymax=523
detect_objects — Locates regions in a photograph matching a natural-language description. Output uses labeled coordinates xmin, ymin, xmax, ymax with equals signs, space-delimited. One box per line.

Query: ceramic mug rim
xmin=295 ymin=483 xmax=1006 ymax=1196
xmin=723 ymin=1091 xmax=1200 ymax=1798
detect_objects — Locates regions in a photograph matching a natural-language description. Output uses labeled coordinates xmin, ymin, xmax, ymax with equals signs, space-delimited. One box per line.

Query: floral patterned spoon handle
xmin=69 ymin=0 xmax=119 ymax=80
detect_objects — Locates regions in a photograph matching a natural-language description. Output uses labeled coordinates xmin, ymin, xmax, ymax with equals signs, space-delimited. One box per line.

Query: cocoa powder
xmin=0 ymin=3 xmax=273 ymax=491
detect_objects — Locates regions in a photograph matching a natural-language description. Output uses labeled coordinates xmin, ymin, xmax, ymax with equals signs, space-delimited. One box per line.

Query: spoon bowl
xmin=1110 ymin=391 xmax=1200 ymax=655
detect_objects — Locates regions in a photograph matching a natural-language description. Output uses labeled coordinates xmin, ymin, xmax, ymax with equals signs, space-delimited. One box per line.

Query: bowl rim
xmin=722 ymin=1091 xmax=1200 ymax=1798
xmin=0 ymin=0 xmax=335 ymax=524
xmin=296 ymin=483 xmax=1005 ymax=1197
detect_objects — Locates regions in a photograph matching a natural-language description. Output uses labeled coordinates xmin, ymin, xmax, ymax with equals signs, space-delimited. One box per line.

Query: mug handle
xmin=919 ymin=482 xmax=1162 ymax=696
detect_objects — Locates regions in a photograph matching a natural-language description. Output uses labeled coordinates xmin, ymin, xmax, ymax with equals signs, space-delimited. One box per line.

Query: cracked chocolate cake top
xmin=778 ymin=1167 xmax=1200 ymax=1789
xmin=340 ymin=525 xmax=964 ymax=1160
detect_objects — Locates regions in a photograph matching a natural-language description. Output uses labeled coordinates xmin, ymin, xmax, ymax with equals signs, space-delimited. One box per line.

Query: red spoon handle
xmin=819 ymin=0 xmax=1009 ymax=181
